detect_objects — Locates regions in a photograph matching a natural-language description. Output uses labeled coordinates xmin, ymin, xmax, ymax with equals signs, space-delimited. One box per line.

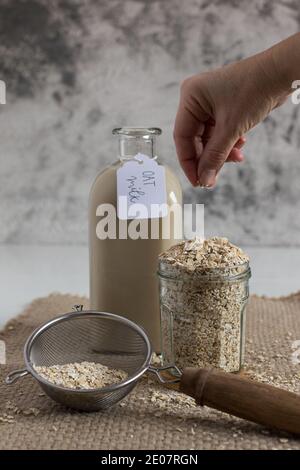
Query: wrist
xmin=245 ymin=47 xmax=292 ymax=109
xmin=268 ymin=33 xmax=300 ymax=95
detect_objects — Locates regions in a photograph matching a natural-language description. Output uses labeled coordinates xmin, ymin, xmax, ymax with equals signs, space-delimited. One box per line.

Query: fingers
xmin=201 ymin=134 xmax=246 ymax=163
xmin=174 ymin=133 xmax=199 ymax=186
xmin=226 ymin=147 xmax=245 ymax=162
xmin=175 ymin=119 xmax=246 ymax=185
xmin=174 ymin=77 xmax=246 ymax=187
xmin=197 ymin=125 xmax=239 ymax=187
xmin=174 ymin=80 xmax=210 ymax=186
xmin=226 ymin=137 xmax=246 ymax=162
xmin=235 ymin=136 xmax=246 ymax=149
xmin=174 ymin=106 xmax=206 ymax=185
xmin=195 ymin=137 xmax=245 ymax=163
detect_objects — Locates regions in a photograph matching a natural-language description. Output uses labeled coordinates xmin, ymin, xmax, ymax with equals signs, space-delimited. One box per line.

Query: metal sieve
xmin=5 ymin=305 xmax=179 ymax=411
xmin=6 ymin=306 xmax=300 ymax=435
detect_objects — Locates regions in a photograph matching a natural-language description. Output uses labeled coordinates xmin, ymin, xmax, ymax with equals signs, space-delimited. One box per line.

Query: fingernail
xmin=199 ymin=170 xmax=216 ymax=187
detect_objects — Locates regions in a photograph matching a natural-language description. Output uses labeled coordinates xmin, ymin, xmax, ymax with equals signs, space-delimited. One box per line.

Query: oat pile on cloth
xmin=0 ymin=293 xmax=300 ymax=450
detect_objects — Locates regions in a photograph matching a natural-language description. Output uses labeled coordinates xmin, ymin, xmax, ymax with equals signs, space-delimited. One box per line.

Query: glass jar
xmin=89 ymin=127 xmax=182 ymax=352
xmin=158 ymin=260 xmax=251 ymax=372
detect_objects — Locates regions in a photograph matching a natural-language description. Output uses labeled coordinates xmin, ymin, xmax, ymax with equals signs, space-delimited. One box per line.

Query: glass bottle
xmin=89 ymin=128 xmax=182 ymax=351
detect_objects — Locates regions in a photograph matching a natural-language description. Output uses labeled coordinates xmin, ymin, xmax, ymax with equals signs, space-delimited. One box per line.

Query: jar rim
xmin=112 ymin=127 xmax=162 ymax=137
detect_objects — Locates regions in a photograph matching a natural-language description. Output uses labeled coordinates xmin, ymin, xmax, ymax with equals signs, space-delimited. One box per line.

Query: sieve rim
xmin=23 ymin=310 xmax=152 ymax=394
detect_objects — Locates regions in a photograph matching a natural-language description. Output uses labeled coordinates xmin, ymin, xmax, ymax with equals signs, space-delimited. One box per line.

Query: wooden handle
xmin=180 ymin=368 xmax=300 ymax=435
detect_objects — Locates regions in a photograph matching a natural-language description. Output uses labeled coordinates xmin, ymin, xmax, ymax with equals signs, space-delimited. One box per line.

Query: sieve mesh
xmin=23 ymin=311 xmax=152 ymax=411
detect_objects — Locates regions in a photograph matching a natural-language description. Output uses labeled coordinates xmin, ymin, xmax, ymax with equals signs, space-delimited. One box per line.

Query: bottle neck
xmin=118 ymin=136 xmax=156 ymax=160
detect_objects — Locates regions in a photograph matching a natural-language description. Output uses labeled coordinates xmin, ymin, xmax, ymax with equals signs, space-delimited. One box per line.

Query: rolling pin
xmin=177 ymin=368 xmax=300 ymax=435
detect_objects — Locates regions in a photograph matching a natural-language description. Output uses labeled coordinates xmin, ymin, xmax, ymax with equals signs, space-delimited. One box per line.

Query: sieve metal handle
xmin=148 ymin=364 xmax=181 ymax=384
xmin=72 ymin=305 xmax=84 ymax=312
xmin=6 ymin=368 xmax=29 ymax=385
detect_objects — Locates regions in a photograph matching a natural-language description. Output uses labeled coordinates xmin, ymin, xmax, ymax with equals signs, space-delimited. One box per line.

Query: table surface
xmin=1 ymin=244 xmax=299 ymax=328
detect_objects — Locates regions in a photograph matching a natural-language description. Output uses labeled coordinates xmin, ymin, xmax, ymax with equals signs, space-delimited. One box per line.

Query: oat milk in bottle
xmin=89 ymin=128 xmax=182 ymax=351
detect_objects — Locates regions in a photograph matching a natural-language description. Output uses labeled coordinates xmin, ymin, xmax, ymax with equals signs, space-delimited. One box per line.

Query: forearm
xmin=269 ymin=32 xmax=300 ymax=93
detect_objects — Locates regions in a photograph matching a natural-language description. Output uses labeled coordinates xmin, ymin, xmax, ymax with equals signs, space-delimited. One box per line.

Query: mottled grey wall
xmin=1 ymin=0 xmax=300 ymax=246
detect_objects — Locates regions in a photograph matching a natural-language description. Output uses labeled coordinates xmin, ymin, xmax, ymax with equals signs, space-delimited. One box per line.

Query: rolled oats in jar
xmin=158 ymin=237 xmax=251 ymax=372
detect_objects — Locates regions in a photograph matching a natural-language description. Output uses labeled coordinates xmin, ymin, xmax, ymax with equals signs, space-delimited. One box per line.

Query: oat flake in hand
xmin=158 ymin=237 xmax=251 ymax=372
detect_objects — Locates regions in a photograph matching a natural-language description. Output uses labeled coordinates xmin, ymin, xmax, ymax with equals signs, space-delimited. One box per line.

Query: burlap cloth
xmin=0 ymin=293 xmax=300 ymax=450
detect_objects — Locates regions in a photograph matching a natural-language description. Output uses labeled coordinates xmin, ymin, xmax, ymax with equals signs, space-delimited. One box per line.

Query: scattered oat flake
xmin=151 ymin=352 xmax=162 ymax=366
xmin=0 ymin=415 xmax=15 ymax=424
xmin=22 ymin=408 xmax=40 ymax=416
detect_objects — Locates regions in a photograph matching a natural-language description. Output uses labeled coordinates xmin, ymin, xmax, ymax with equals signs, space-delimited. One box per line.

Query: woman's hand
xmin=174 ymin=48 xmax=291 ymax=187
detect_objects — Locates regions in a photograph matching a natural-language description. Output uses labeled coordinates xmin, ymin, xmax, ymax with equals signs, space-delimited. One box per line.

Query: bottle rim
xmin=112 ymin=127 xmax=162 ymax=137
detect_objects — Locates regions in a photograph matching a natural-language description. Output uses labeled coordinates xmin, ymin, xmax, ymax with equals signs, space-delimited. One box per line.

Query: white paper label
xmin=117 ymin=153 xmax=167 ymax=220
